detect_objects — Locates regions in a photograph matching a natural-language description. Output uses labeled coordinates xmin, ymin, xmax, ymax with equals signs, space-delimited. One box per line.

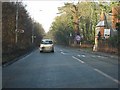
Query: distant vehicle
xmin=39 ymin=39 xmax=54 ymax=53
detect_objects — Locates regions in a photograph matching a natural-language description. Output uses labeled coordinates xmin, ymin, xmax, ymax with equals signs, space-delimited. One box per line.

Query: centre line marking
xmin=78 ymin=55 xmax=86 ymax=57
xmin=61 ymin=52 xmax=66 ymax=55
xmin=94 ymin=68 xmax=120 ymax=85
xmin=72 ymin=56 xmax=85 ymax=63
xmin=60 ymin=50 xmax=63 ymax=52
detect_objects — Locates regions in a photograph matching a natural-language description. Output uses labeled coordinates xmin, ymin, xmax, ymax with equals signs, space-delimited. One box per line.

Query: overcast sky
xmin=22 ymin=1 xmax=69 ymax=33
xmin=22 ymin=0 xmax=112 ymax=33
xmin=22 ymin=0 xmax=79 ymax=33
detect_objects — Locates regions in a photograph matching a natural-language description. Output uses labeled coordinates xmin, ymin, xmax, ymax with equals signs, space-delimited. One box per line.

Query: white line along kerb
xmin=94 ymin=69 xmax=120 ymax=85
xmin=72 ymin=56 xmax=85 ymax=63
xmin=22 ymin=52 xmax=33 ymax=60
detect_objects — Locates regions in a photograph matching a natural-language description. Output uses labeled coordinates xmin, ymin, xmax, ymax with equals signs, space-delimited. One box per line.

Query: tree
xmin=49 ymin=1 xmax=119 ymax=46
xmin=33 ymin=22 xmax=45 ymax=45
xmin=2 ymin=2 xmax=45 ymax=63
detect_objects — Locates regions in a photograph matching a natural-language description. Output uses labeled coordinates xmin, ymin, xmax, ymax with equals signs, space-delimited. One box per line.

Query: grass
xmin=2 ymin=47 xmax=35 ymax=65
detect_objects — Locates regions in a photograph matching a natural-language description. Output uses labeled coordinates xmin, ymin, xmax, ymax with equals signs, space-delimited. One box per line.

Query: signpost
xmin=93 ymin=27 xmax=100 ymax=51
xmin=104 ymin=29 xmax=110 ymax=39
xmin=75 ymin=35 xmax=81 ymax=44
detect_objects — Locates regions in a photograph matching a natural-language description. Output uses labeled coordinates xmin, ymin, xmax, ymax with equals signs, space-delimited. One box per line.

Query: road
xmin=2 ymin=45 xmax=119 ymax=88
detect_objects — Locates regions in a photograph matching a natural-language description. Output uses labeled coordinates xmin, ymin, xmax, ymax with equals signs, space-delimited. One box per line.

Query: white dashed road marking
xmin=72 ymin=56 xmax=85 ymax=63
xmin=78 ymin=54 xmax=85 ymax=57
xmin=94 ymin=68 xmax=120 ymax=85
xmin=91 ymin=55 xmax=106 ymax=58
xmin=61 ymin=52 xmax=66 ymax=55
xmin=82 ymin=55 xmax=85 ymax=57
xmin=60 ymin=50 xmax=63 ymax=52
xmin=91 ymin=55 xmax=96 ymax=57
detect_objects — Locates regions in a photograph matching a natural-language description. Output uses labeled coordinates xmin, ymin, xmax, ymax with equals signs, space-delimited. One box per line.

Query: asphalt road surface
xmin=2 ymin=45 xmax=119 ymax=88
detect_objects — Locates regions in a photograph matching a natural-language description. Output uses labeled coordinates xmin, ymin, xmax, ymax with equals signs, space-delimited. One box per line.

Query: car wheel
xmin=51 ymin=50 xmax=54 ymax=53
xmin=40 ymin=51 xmax=43 ymax=53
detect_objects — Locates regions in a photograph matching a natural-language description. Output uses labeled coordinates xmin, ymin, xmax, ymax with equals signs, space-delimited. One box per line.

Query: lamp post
xmin=32 ymin=18 xmax=34 ymax=44
xmin=15 ymin=0 xmax=18 ymax=44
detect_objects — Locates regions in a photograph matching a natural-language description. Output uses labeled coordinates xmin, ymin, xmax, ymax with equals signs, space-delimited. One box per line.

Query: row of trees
xmin=48 ymin=2 xmax=119 ymax=46
xmin=2 ymin=2 xmax=45 ymax=63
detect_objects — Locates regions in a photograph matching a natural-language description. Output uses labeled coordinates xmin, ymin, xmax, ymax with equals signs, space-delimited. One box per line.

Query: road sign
xmin=75 ymin=35 xmax=81 ymax=41
xmin=104 ymin=29 xmax=110 ymax=39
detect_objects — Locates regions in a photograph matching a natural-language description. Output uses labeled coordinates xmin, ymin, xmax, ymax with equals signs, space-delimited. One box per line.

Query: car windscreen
xmin=41 ymin=41 xmax=53 ymax=44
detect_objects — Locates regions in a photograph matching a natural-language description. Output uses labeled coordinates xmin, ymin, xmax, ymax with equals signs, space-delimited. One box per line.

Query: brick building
xmin=97 ymin=6 xmax=120 ymax=38
xmin=111 ymin=6 xmax=120 ymax=30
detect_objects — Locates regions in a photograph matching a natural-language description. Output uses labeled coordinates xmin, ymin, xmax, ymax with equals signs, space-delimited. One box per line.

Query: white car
xmin=39 ymin=39 xmax=54 ymax=52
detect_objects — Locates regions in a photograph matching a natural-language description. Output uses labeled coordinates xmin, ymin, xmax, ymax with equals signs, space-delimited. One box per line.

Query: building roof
xmin=96 ymin=21 xmax=105 ymax=27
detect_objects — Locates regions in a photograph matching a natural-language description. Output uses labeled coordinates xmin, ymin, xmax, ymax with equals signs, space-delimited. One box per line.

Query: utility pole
xmin=32 ymin=20 xmax=34 ymax=43
xmin=15 ymin=0 xmax=18 ymax=44
xmin=93 ymin=1 xmax=98 ymax=51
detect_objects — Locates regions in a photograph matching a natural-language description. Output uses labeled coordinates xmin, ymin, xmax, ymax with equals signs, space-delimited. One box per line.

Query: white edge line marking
xmin=72 ymin=56 xmax=85 ymax=63
xmin=97 ymin=56 xmax=106 ymax=58
xmin=22 ymin=53 xmax=32 ymax=60
xmin=94 ymin=68 xmax=120 ymax=85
